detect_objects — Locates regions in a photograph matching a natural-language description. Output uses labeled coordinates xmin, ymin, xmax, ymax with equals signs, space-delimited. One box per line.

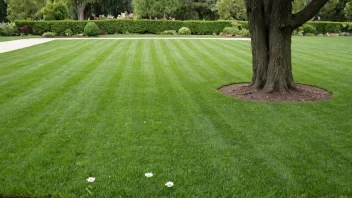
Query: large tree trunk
xmin=245 ymin=0 xmax=329 ymax=93
xmin=76 ymin=2 xmax=86 ymax=20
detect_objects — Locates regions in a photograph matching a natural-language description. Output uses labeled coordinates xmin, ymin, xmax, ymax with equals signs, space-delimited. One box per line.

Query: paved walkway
xmin=0 ymin=37 xmax=250 ymax=54
xmin=0 ymin=38 xmax=55 ymax=54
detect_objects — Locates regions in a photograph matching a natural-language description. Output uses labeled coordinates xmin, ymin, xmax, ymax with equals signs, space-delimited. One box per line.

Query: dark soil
xmin=218 ymin=83 xmax=332 ymax=102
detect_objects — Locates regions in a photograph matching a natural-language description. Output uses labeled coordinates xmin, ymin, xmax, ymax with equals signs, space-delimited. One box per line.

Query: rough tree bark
xmin=76 ymin=1 xmax=86 ymax=20
xmin=245 ymin=0 xmax=329 ymax=92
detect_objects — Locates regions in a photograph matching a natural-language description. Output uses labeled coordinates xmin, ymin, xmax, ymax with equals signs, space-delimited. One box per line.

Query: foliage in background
xmin=84 ymin=21 xmax=99 ymax=36
xmin=15 ymin=20 xmax=240 ymax=35
xmin=222 ymin=21 xmax=250 ymax=37
xmin=345 ymin=0 xmax=352 ymax=21
xmin=161 ymin=30 xmax=177 ymax=35
xmin=2 ymin=0 xmax=352 ymax=22
xmin=64 ymin=28 xmax=73 ymax=36
xmin=41 ymin=0 xmax=70 ymax=20
xmin=4 ymin=0 xmax=45 ymax=21
xmin=0 ymin=22 xmax=14 ymax=35
xmin=178 ymin=26 xmax=191 ymax=35
xmin=90 ymin=0 xmax=132 ymax=20
xmin=42 ymin=31 xmax=56 ymax=37
xmin=302 ymin=24 xmax=317 ymax=35
xmin=212 ymin=0 xmax=246 ymax=20
xmin=0 ymin=0 xmax=7 ymax=22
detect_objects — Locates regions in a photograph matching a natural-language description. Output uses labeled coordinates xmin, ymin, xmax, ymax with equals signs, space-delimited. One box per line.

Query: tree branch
xmin=291 ymin=0 xmax=329 ymax=29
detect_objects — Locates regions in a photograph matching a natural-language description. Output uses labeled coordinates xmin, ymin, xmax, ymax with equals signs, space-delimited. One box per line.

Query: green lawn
xmin=0 ymin=37 xmax=351 ymax=197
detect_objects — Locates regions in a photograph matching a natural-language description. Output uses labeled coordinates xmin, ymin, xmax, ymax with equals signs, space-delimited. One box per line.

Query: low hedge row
xmin=15 ymin=20 xmax=350 ymax=36
xmin=16 ymin=20 xmax=241 ymax=35
xmin=306 ymin=21 xmax=352 ymax=33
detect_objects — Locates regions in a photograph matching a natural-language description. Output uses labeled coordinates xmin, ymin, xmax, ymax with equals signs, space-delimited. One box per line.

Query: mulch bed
xmin=218 ymin=83 xmax=332 ymax=102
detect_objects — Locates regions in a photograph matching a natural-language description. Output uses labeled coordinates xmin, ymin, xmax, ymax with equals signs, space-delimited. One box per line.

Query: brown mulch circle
xmin=218 ymin=83 xmax=332 ymax=102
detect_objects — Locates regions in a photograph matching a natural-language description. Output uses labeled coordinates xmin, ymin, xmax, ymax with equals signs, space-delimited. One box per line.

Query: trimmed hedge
xmin=305 ymin=21 xmax=350 ymax=34
xmin=15 ymin=20 xmax=350 ymax=36
xmin=16 ymin=20 xmax=238 ymax=35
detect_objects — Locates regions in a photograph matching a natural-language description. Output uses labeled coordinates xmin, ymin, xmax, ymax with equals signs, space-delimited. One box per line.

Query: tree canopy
xmin=0 ymin=0 xmax=7 ymax=22
xmin=2 ymin=0 xmax=352 ymax=21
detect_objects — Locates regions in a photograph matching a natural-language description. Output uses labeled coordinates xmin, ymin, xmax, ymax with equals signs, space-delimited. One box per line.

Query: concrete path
xmin=0 ymin=38 xmax=55 ymax=54
xmin=0 ymin=37 xmax=250 ymax=54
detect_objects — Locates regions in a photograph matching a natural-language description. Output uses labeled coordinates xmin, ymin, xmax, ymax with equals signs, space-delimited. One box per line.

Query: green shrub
xmin=178 ymin=27 xmax=191 ymax=35
xmin=64 ymin=28 xmax=73 ymax=36
xmin=0 ymin=23 xmax=15 ymax=36
xmin=223 ymin=27 xmax=235 ymax=35
xmin=239 ymin=28 xmax=250 ymax=37
xmin=84 ymin=22 xmax=100 ymax=36
xmin=161 ymin=30 xmax=177 ymax=35
xmin=304 ymin=33 xmax=315 ymax=36
xmin=42 ymin=32 xmax=56 ymax=37
xmin=238 ymin=21 xmax=248 ymax=29
xmin=222 ymin=26 xmax=250 ymax=37
xmin=303 ymin=24 xmax=317 ymax=34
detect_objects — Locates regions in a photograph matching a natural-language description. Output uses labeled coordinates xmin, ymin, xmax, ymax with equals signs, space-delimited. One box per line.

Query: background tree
xmin=246 ymin=0 xmax=329 ymax=92
xmin=68 ymin=0 xmax=98 ymax=20
xmin=0 ymin=0 xmax=7 ymax=22
xmin=41 ymin=0 xmax=70 ymax=20
xmin=344 ymin=0 xmax=352 ymax=20
xmin=154 ymin=0 xmax=181 ymax=19
xmin=212 ymin=0 xmax=245 ymax=20
xmin=191 ymin=0 xmax=217 ymax=20
xmin=93 ymin=0 xmax=132 ymax=17
xmin=4 ymin=0 xmax=46 ymax=21
xmin=132 ymin=0 xmax=157 ymax=19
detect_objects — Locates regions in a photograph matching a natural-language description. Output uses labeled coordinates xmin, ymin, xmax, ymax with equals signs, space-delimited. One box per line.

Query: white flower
xmin=165 ymin=181 xmax=174 ymax=187
xmin=145 ymin=172 xmax=153 ymax=177
xmin=86 ymin=177 xmax=95 ymax=182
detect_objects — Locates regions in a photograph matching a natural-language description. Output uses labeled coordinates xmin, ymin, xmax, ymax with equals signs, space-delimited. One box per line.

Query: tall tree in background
xmin=246 ymin=0 xmax=329 ymax=92
xmin=154 ymin=0 xmax=181 ymax=19
xmin=0 ymin=0 xmax=7 ymax=22
xmin=345 ymin=0 xmax=352 ymax=20
xmin=191 ymin=0 xmax=216 ymax=20
xmin=95 ymin=0 xmax=132 ymax=17
xmin=70 ymin=0 xmax=98 ymax=20
xmin=4 ymin=0 xmax=46 ymax=21
xmin=133 ymin=0 xmax=157 ymax=19
xmin=212 ymin=0 xmax=245 ymax=20
xmin=41 ymin=0 xmax=70 ymax=20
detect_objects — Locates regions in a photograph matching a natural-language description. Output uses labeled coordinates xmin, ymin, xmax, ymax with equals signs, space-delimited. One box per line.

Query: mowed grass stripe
xmin=196 ymin=40 xmax=252 ymax=80
xmin=0 ymin=40 xmax=118 ymax=152
xmin=292 ymin=37 xmax=352 ymax=55
xmin=1 ymin=41 xmax=132 ymax=195
xmin=159 ymin=40 xmax=301 ymax=196
xmin=0 ymin=41 xmax=91 ymax=82
xmin=151 ymin=40 xmax=237 ymax=196
xmin=0 ymin=41 xmax=75 ymax=71
xmin=162 ymin=40 xmax=298 ymax=195
xmin=186 ymin=40 xmax=251 ymax=85
xmin=0 ymin=42 xmax=93 ymax=100
xmin=161 ymin=40 xmax=231 ymax=153
xmin=0 ymin=40 xmax=113 ymax=127
xmin=0 ymin=40 xmax=64 ymax=63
